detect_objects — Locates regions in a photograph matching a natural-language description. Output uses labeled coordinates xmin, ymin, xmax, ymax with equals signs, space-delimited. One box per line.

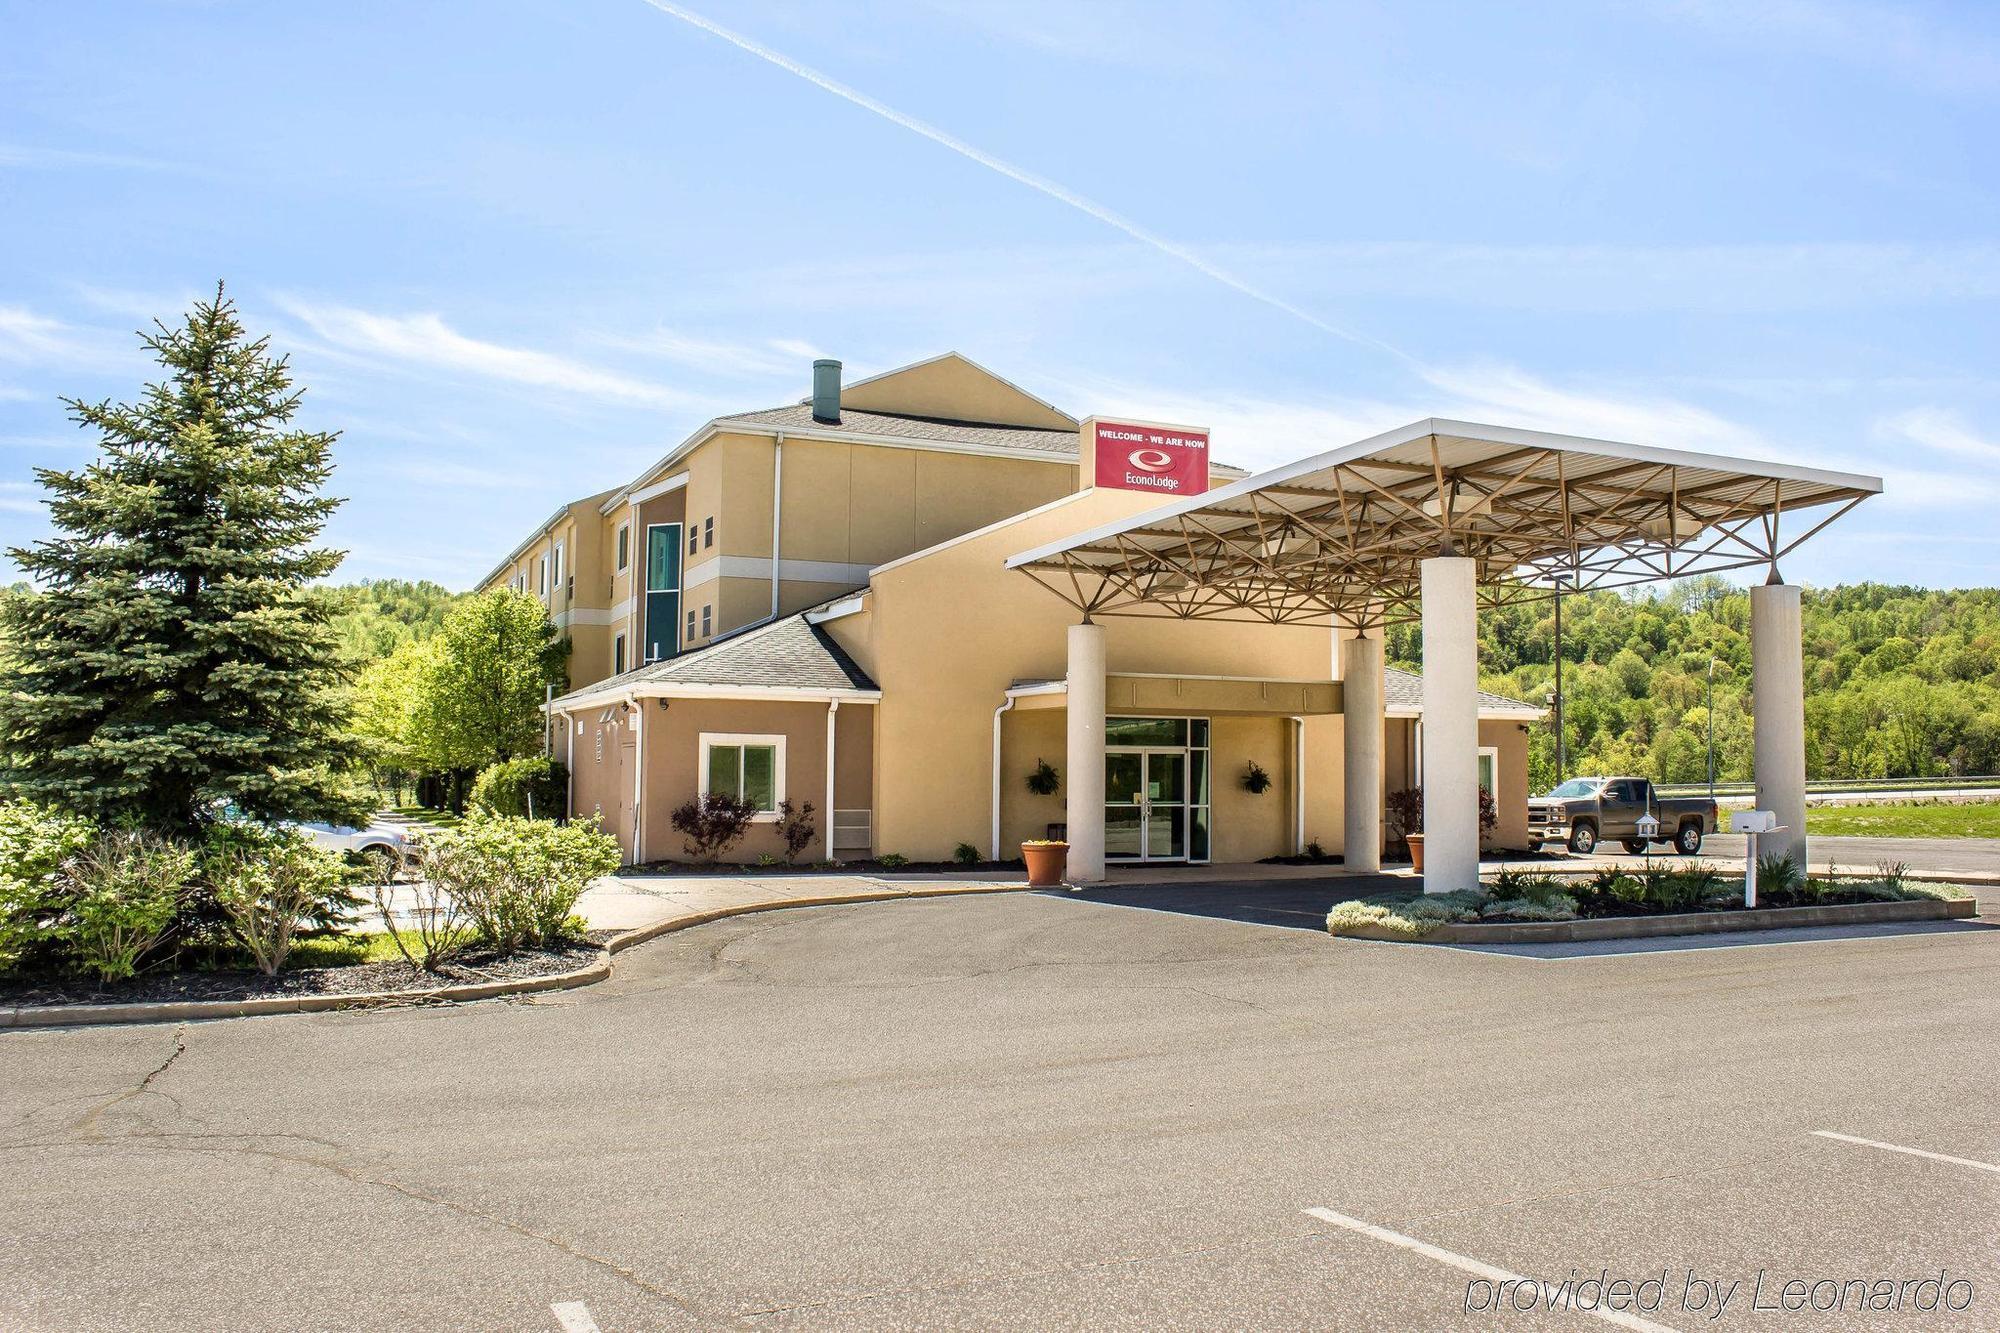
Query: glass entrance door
xmin=1105 ymin=748 xmax=1187 ymax=862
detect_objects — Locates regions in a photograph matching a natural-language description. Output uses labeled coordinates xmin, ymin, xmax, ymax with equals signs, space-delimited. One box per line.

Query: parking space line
xmin=551 ymin=1301 xmax=601 ymax=1333
xmin=1302 ymin=1207 xmax=1676 ymax=1332
xmin=1811 ymin=1130 xmax=2000 ymax=1174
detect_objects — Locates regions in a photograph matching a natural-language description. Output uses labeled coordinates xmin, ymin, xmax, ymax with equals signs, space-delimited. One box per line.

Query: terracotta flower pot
xmin=1022 ymin=840 xmax=1068 ymax=888
xmin=1405 ymin=833 xmax=1426 ymax=872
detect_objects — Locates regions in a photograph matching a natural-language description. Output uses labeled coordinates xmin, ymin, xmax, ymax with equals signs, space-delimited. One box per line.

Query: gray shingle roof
xmin=717 ymin=404 xmax=1081 ymax=456
xmin=1384 ymin=667 xmax=1542 ymax=715
xmin=563 ymin=613 xmax=877 ymax=703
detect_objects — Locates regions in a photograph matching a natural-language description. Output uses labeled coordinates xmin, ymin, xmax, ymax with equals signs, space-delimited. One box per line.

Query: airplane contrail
xmin=635 ymin=0 xmax=1412 ymax=366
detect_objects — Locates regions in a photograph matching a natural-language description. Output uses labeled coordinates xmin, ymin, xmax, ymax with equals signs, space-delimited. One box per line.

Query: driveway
xmin=4 ymin=890 xmax=1997 ymax=1329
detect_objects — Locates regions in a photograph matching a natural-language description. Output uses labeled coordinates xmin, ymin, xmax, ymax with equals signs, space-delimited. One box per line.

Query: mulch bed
xmin=1 ymin=941 xmax=604 ymax=1009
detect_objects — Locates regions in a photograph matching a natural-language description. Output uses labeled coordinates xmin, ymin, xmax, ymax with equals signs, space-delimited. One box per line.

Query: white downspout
xmin=1290 ymin=715 xmax=1306 ymax=854
xmin=562 ymin=709 xmax=575 ymax=820
xmin=824 ymin=698 xmax=838 ymax=863
xmin=991 ymin=695 xmax=1016 ymax=860
xmin=770 ymin=433 xmax=784 ymax=621
xmin=629 ymin=693 xmax=645 ymax=865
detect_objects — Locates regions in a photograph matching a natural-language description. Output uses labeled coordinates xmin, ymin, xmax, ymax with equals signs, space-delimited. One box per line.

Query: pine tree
xmin=0 ymin=285 xmax=362 ymax=834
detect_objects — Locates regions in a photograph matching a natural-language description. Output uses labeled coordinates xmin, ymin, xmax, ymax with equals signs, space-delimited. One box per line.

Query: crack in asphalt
xmin=2 ymin=1027 xmax=730 ymax=1331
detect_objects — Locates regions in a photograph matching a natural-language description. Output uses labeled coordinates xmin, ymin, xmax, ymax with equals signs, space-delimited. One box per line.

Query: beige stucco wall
xmin=832 ymin=488 xmax=1350 ymax=863
xmin=629 ymin=697 xmax=875 ymax=865
xmin=565 ymin=703 xmax=636 ymax=857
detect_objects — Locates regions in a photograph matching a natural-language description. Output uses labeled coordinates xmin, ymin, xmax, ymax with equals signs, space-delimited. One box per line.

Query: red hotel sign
xmin=1092 ymin=420 xmax=1209 ymax=497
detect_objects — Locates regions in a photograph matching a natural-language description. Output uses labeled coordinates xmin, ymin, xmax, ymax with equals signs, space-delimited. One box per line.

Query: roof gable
xmin=836 ymin=353 xmax=1077 ymax=431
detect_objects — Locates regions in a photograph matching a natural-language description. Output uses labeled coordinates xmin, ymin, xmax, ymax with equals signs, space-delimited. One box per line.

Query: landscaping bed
xmin=0 ymin=939 xmax=604 ymax=1009
xmin=1327 ymin=861 xmax=1969 ymax=942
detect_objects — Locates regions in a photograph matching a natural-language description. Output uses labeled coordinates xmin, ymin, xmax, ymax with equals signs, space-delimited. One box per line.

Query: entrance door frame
xmin=1105 ymin=744 xmax=1190 ymax=863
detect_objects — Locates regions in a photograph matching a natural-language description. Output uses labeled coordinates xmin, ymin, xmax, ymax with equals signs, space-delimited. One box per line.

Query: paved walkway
xmin=577 ymin=870 xmax=1030 ymax=934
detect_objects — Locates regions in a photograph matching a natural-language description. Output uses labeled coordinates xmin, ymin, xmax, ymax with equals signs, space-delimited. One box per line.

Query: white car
xmin=293 ymin=820 xmax=413 ymax=880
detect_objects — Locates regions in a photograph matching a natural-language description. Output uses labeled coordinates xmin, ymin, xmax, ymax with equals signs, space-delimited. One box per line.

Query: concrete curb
xmin=2 ymin=881 xmax=1035 ymax=1030
xmin=1337 ymin=896 xmax=1979 ymax=945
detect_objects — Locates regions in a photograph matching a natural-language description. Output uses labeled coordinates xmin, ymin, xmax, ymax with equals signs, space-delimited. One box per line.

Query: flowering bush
xmin=0 ymin=802 xmax=96 ymax=974
xmin=416 ymin=812 xmax=620 ymax=955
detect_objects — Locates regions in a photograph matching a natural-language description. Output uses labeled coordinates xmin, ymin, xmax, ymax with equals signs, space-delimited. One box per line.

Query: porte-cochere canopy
xmin=1006 ymin=419 xmax=1882 ymax=629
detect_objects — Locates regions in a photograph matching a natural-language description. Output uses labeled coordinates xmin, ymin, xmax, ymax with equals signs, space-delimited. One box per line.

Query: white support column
xmin=1340 ymin=630 xmax=1384 ymax=873
xmin=1420 ymin=557 xmax=1479 ymax=894
xmin=1751 ymin=578 xmax=1808 ymax=869
xmin=1065 ymin=621 xmax=1106 ymax=884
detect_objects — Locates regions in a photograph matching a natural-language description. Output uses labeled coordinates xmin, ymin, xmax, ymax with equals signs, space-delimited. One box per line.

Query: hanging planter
xmin=1242 ymin=760 xmax=1272 ymax=794
xmin=1025 ymin=759 xmax=1060 ymax=796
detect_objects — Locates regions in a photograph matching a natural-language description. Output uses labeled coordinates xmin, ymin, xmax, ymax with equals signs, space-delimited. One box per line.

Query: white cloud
xmin=593 ymin=328 xmax=822 ymax=378
xmin=1880 ymin=406 xmax=2000 ymax=466
xmin=1222 ymin=240 xmax=2000 ymax=313
xmin=0 ymin=307 xmax=84 ymax=363
xmin=1418 ymin=362 xmax=1772 ymax=454
xmin=274 ymin=299 xmax=691 ymax=409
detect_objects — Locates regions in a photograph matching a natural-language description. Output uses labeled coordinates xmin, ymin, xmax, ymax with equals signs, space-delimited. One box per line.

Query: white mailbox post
xmin=1735 ymin=810 xmax=1785 ymax=907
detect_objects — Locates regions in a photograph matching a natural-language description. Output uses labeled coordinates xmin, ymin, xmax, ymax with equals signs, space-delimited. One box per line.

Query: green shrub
xmin=0 ymin=802 xmax=96 ymax=974
xmin=877 ymin=852 xmax=909 ymax=868
xmin=469 ymin=757 xmax=569 ymax=820
xmin=953 ymin=842 xmax=980 ymax=866
xmin=1490 ymin=867 xmax=1572 ymax=907
xmin=417 ymin=812 xmax=620 ymax=955
xmin=1480 ymin=895 xmax=1577 ymax=922
xmin=211 ymin=833 xmax=348 ymax=975
xmin=1756 ymin=852 xmax=1805 ymax=904
xmin=1326 ymin=890 xmax=1482 ymax=938
xmin=59 ymin=832 xmax=196 ymax=982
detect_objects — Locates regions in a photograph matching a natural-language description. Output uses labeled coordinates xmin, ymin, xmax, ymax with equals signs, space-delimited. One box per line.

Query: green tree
xmin=351 ymin=637 xmax=434 ymax=805
xmin=0 ymin=286 xmax=361 ymax=834
xmin=410 ymin=589 xmax=569 ymax=773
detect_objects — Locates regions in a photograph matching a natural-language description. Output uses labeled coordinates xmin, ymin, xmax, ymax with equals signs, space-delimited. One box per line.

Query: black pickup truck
xmin=1527 ymin=776 xmax=1719 ymax=856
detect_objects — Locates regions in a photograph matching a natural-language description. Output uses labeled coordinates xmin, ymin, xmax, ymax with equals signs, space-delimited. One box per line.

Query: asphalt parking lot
xmin=3 ymin=884 xmax=1997 ymax=1330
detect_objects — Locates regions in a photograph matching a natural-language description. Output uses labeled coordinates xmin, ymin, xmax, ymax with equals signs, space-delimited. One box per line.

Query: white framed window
xmin=613 ymin=633 xmax=626 ymax=676
xmin=1477 ymin=745 xmax=1500 ymax=796
xmin=699 ymin=733 xmax=785 ymax=817
xmin=538 ymin=554 xmax=549 ymax=595
xmin=552 ymin=541 xmax=564 ymax=598
xmin=701 ymin=603 xmax=712 ymax=636
xmin=616 ymin=523 xmax=630 ymax=572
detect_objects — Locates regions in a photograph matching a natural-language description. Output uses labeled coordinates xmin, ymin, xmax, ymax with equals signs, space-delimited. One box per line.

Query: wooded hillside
xmin=1385 ymin=578 xmax=2000 ymax=790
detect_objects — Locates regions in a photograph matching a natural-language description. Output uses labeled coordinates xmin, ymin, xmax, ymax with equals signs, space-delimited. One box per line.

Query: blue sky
xmin=3 ymin=0 xmax=1998 ymax=589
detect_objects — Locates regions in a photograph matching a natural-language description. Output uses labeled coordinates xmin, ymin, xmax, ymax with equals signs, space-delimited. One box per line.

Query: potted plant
xmin=1386 ymin=786 xmax=1500 ymax=873
xmin=1242 ymin=760 xmax=1272 ymax=793
xmin=1021 ymin=838 xmax=1068 ymax=887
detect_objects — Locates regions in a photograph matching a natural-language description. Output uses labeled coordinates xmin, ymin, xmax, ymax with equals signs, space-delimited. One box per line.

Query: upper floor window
xmin=613 ymin=633 xmax=626 ymax=676
xmin=703 ymin=516 xmax=714 ymax=549
xmin=552 ymin=542 xmax=564 ymax=599
xmin=687 ymin=526 xmax=697 ymax=557
xmin=616 ymin=523 xmax=630 ymax=572
xmin=701 ymin=604 xmax=713 ymax=636
xmin=538 ymin=555 xmax=548 ymax=595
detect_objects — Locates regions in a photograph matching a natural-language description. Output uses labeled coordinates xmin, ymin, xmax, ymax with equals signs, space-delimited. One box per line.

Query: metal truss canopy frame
xmin=1004 ymin=418 xmax=1882 ymax=630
